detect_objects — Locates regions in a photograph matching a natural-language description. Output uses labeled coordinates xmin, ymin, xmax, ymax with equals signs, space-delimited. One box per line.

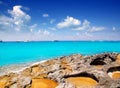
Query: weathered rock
xmin=17 ymin=76 xmax=31 ymax=88
xmin=116 ymin=54 xmax=120 ymax=64
xmin=20 ymin=68 xmax=32 ymax=76
xmin=10 ymin=83 xmax=17 ymax=88
xmin=31 ymin=78 xmax=58 ymax=88
xmin=108 ymin=71 xmax=120 ymax=79
xmin=0 ymin=75 xmax=9 ymax=88
xmin=56 ymin=83 xmax=75 ymax=88
xmin=31 ymin=65 xmax=41 ymax=76
xmin=0 ymin=52 xmax=120 ymax=88
xmin=66 ymin=77 xmax=98 ymax=88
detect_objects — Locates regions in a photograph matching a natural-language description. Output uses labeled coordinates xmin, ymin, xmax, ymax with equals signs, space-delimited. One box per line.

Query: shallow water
xmin=0 ymin=41 xmax=120 ymax=66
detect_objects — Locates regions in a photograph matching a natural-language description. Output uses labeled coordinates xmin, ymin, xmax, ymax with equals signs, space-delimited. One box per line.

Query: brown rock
xmin=31 ymin=65 xmax=41 ymax=73
xmin=21 ymin=68 xmax=32 ymax=76
xmin=93 ymin=65 xmax=103 ymax=69
xmin=66 ymin=77 xmax=98 ymax=88
xmin=116 ymin=54 xmax=120 ymax=64
xmin=31 ymin=78 xmax=58 ymax=88
xmin=108 ymin=71 xmax=120 ymax=79
xmin=37 ymin=73 xmax=48 ymax=78
xmin=0 ymin=76 xmax=9 ymax=88
xmin=18 ymin=76 xmax=31 ymax=87
xmin=0 ymin=53 xmax=120 ymax=88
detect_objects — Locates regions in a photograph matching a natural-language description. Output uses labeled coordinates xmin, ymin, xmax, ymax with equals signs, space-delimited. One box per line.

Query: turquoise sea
xmin=0 ymin=41 xmax=120 ymax=66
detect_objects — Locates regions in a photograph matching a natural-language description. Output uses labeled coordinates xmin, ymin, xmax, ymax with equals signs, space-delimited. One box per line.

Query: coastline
xmin=0 ymin=60 xmax=47 ymax=76
xmin=0 ymin=52 xmax=120 ymax=88
xmin=0 ymin=52 xmax=117 ymax=76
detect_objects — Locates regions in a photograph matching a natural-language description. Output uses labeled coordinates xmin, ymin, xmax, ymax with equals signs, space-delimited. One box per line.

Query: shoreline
xmin=0 ymin=60 xmax=48 ymax=76
xmin=0 ymin=52 xmax=120 ymax=88
xmin=0 ymin=52 xmax=119 ymax=76
xmin=0 ymin=40 xmax=120 ymax=42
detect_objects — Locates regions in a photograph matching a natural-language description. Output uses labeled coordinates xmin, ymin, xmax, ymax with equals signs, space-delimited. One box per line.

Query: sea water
xmin=0 ymin=41 xmax=120 ymax=66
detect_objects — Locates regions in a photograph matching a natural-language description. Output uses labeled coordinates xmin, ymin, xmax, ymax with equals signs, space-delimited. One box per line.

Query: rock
xmin=112 ymin=71 xmax=120 ymax=79
xmin=0 ymin=52 xmax=120 ymax=88
xmin=37 ymin=73 xmax=48 ymax=78
xmin=116 ymin=54 xmax=120 ymax=64
xmin=10 ymin=83 xmax=17 ymax=88
xmin=21 ymin=68 xmax=32 ymax=76
xmin=56 ymin=83 xmax=75 ymax=88
xmin=66 ymin=77 xmax=98 ymax=88
xmin=17 ymin=76 xmax=32 ymax=88
xmin=0 ymin=76 xmax=9 ymax=88
xmin=31 ymin=78 xmax=58 ymax=88
xmin=31 ymin=65 xmax=41 ymax=76
xmin=108 ymin=71 xmax=120 ymax=79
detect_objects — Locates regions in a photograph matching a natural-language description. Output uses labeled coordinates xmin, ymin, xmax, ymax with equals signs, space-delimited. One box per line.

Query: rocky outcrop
xmin=0 ymin=53 xmax=120 ymax=88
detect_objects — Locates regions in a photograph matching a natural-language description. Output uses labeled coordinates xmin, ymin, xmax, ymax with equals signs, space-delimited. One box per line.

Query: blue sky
xmin=0 ymin=0 xmax=120 ymax=41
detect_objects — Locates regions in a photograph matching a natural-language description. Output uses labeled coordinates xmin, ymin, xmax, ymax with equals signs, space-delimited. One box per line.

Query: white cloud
xmin=57 ymin=16 xmax=81 ymax=28
xmin=30 ymin=24 xmax=37 ymax=32
xmin=74 ymin=20 xmax=90 ymax=30
xmin=83 ymin=32 xmax=93 ymax=37
xmin=49 ymin=27 xmax=56 ymax=31
xmin=8 ymin=5 xmax=31 ymax=26
xmin=38 ymin=30 xmax=50 ymax=35
xmin=43 ymin=30 xmax=50 ymax=35
xmin=57 ymin=17 xmax=105 ymax=32
xmin=43 ymin=14 xmax=49 ymax=17
xmin=76 ymin=32 xmax=80 ymax=36
xmin=0 ymin=15 xmax=12 ymax=27
xmin=90 ymin=26 xmax=105 ymax=32
xmin=76 ymin=32 xmax=93 ymax=39
xmin=50 ymin=19 xmax=55 ymax=24
xmin=0 ymin=5 xmax=31 ymax=32
xmin=42 ymin=23 xmax=47 ymax=25
xmin=112 ymin=26 xmax=116 ymax=31
xmin=73 ymin=19 xmax=105 ymax=32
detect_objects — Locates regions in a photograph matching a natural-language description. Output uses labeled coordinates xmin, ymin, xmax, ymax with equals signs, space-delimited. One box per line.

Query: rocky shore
xmin=0 ymin=52 xmax=120 ymax=88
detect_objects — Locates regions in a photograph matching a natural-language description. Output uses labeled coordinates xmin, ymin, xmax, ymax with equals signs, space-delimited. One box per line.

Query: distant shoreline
xmin=0 ymin=40 xmax=120 ymax=42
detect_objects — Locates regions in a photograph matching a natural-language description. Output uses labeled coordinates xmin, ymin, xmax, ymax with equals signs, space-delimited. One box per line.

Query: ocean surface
xmin=0 ymin=41 xmax=120 ymax=66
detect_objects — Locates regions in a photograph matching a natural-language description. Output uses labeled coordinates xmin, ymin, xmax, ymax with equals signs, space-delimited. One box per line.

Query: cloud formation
xmin=73 ymin=19 xmax=105 ymax=32
xmin=74 ymin=20 xmax=90 ymax=30
xmin=42 ymin=14 xmax=49 ymax=17
xmin=38 ymin=30 xmax=51 ymax=36
xmin=0 ymin=5 xmax=31 ymax=32
xmin=50 ymin=19 xmax=55 ymax=24
xmin=57 ymin=16 xmax=81 ymax=28
xmin=90 ymin=26 xmax=105 ymax=32
xmin=57 ymin=16 xmax=105 ymax=32
xmin=112 ymin=27 xmax=116 ymax=31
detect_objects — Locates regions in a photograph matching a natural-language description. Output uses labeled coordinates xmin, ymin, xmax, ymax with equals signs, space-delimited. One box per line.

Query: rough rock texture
xmin=0 ymin=53 xmax=120 ymax=88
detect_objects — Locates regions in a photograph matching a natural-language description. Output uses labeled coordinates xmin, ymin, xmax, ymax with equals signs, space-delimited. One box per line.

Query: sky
xmin=0 ymin=0 xmax=120 ymax=41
